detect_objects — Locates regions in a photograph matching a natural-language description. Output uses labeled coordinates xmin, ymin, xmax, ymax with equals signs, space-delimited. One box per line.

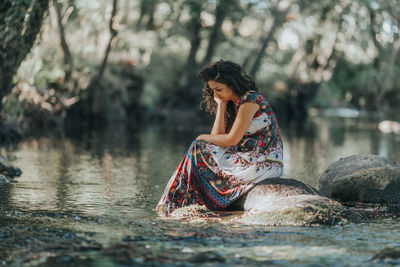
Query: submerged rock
xmin=0 ymin=173 xmax=14 ymax=183
xmin=232 ymin=178 xmax=362 ymax=226
xmin=189 ymin=251 xmax=225 ymax=263
xmin=169 ymin=204 xmax=219 ymax=219
xmin=319 ymin=155 xmax=397 ymax=197
xmin=331 ymin=166 xmax=400 ymax=204
xmin=372 ymin=247 xmax=400 ymax=263
xmin=236 ymin=197 xmax=356 ymax=226
xmin=0 ymin=155 xmax=22 ymax=178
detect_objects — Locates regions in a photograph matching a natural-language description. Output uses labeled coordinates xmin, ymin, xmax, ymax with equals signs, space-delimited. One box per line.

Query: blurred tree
xmin=51 ymin=0 xmax=73 ymax=82
xmin=173 ymin=0 xmax=204 ymax=105
xmin=325 ymin=0 xmax=400 ymax=111
xmin=248 ymin=4 xmax=289 ymax=77
xmin=87 ymin=0 xmax=119 ymax=99
xmin=176 ymin=0 xmax=242 ymax=106
xmin=136 ymin=0 xmax=158 ymax=30
xmin=1 ymin=0 xmax=400 ymax=132
xmin=364 ymin=0 xmax=400 ymax=110
xmin=183 ymin=0 xmax=203 ymax=73
xmin=65 ymin=0 xmax=120 ymax=128
xmin=0 ymin=0 xmax=49 ymax=112
xmin=201 ymin=0 xmax=238 ymax=65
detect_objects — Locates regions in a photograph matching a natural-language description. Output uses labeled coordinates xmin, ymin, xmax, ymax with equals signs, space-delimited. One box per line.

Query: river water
xmin=1 ymin=117 xmax=400 ymax=266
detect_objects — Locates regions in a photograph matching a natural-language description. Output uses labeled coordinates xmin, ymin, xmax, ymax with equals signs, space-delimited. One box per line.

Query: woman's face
xmin=208 ymin=80 xmax=239 ymax=102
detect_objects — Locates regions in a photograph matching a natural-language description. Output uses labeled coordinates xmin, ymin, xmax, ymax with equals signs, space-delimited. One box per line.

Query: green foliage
xmin=2 ymin=0 xmax=400 ymax=122
xmin=2 ymin=91 xmax=24 ymax=117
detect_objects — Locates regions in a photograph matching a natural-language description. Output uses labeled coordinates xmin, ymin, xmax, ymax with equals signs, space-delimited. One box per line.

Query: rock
xmin=331 ymin=166 xmax=400 ymax=204
xmin=236 ymin=196 xmax=357 ymax=226
xmin=102 ymin=243 xmax=153 ymax=264
xmin=230 ymin=178 xmax=319 ymax=211
xmin=189 ymin=251 xmax=225 ymax=263
xmin=319 ymin=155 xmax=397 ymax=197
xmin=372 ymin=247 xmax=400 ymax=262
xmin=231 ymin=178 xmax=362 ymax=226
xmin=169 ymin=204 xmax=218 ymax=219
xmin=0 ymin=121 xmax=23 ymax=144
xmin=0 ymin=173 xmax=14 ymax=183
xmin=0 ymin=154 xmax=22 ymax=178
xmin=167 ymin=178 xmax=364 ymax=226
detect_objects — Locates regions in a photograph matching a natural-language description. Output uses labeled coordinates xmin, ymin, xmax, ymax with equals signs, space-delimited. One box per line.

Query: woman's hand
xmin=196 ymin=134 xmax=209 ymax=142
xmin=197 ymin=102 xmax=260 ymax=147
xmin=214 ymin=95 xmax=227 ymax=106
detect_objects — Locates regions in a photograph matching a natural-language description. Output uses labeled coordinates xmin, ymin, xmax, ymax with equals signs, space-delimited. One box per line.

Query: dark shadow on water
xmin=0 ymin=183 xmax=12 ymax=208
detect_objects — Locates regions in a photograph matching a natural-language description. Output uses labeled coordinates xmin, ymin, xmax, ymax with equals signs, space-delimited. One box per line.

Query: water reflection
xmin=1 ymin=119 xmax=400 ymax=265
xmin=2 ymin=117 xmax=400 ymax=217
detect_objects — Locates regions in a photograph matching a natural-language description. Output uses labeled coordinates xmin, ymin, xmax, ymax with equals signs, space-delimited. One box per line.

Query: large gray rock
xmin=231 ymin=178 xmax=319 ymax=211
xmin=169 ymin=178 xmax=363 ymax=226
xmin=319 ymin=155 xmax=397 ymax=197
xmin=232 ymin=178 xmax=362 ymax=226
xmin=331 ymin=166 xmax=400 ymax=204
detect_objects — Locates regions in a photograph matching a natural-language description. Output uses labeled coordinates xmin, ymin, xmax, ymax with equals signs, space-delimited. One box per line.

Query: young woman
xmin=156 ymin=60 xmax=283 ymax=216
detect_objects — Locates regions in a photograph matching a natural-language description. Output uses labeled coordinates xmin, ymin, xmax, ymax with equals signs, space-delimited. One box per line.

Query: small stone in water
xmin=189 ymin=252 xmax=225 ymax=263
xmin=182 ymin=247 xmax=193 ymax=253
xmin=372 ymin=247 xmax=400 ymax=262
xmin=122 ymin=235 xmax=132 ymax=241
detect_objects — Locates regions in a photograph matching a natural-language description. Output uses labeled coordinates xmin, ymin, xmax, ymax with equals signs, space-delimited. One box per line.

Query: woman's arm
xmin=197 ymin=102 xmax=259 ymax=146
xmin=211 ymin=101 xmax=226 ymax=135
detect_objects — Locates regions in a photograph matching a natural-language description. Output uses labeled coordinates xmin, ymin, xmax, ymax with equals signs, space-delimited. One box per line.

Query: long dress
xmin=156 ymin=91 xmax=283 ymax=216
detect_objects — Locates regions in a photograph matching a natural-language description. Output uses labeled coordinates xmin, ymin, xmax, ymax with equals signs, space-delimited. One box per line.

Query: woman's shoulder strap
xmin=236 ymin=91 xmax=269 ymax=110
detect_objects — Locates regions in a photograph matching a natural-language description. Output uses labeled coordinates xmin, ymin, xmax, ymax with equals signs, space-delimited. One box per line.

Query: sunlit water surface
xmin=1 ymin=117 xmax=400 ymax=266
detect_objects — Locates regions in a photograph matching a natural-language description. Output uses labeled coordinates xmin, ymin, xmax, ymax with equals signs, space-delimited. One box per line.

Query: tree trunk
xmin=146 ymin=0 xmax=157 ymax=30
xmin=249 ymin=8 xmax=287 ymax=77
xmin=366 ymin=5 xmax=385 ymax=109
xmin=87 ymin=0 xmax=119 ymax=114
xmin=0 ymin=0 xmax=49 ymax=111
xmin=177 ymin=0 xmax=203 ymax=96
xmin=184 ymin=1 xmax=202 ymax=71
xmin=201 ymin=0 xmax=229 ymax=65
xmin=136 ymin=0 xmax=157 ymax=30
xmin=121 ymin=0 xmax=130 ymax=24
xmin=51 ymin=0 xmax=73 ymax=82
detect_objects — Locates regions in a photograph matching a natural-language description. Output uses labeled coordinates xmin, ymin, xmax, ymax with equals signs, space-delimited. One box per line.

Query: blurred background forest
xmin=1 ymin=0 xmax=399 ymax=142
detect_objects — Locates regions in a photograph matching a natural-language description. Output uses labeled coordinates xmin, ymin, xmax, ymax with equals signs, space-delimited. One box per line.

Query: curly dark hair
xmin=198 ymin=59 xmax=258 ymax=132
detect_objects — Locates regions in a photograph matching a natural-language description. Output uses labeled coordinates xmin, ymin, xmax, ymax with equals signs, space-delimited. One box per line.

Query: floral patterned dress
xmin=156 ymin=91 xmax=283 ymax=216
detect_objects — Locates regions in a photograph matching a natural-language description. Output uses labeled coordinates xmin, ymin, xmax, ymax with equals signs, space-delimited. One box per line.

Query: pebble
xmin=182 ymin=247 xmax=193 ymax=253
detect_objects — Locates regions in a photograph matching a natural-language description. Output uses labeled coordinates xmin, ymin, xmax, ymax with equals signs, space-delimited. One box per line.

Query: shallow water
xmin=1 ymin=117 xmax=400 ymax=266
